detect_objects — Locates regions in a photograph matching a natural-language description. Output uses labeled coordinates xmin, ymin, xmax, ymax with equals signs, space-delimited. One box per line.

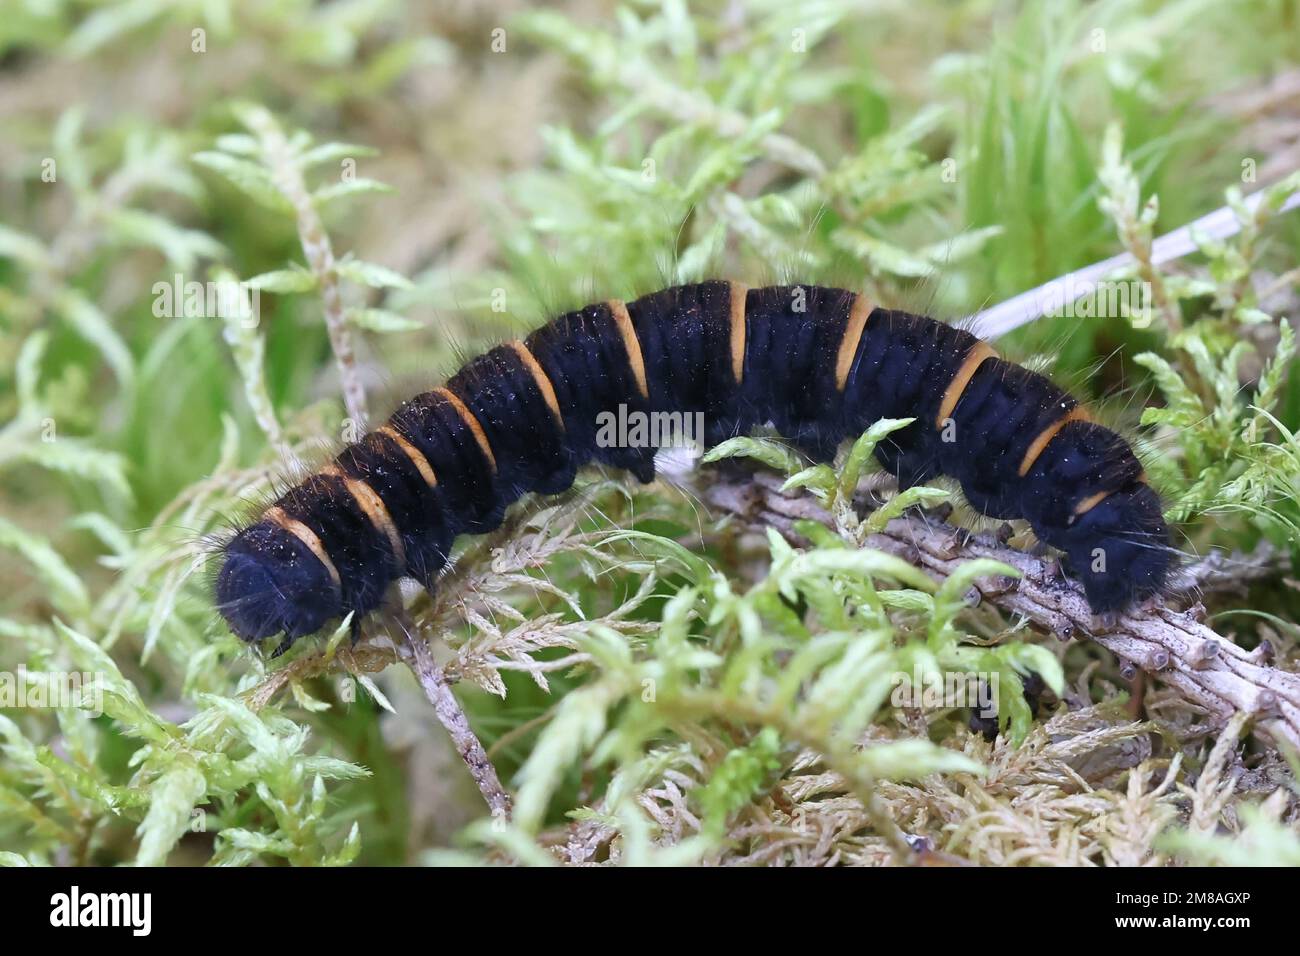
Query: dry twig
xmin=245 ymin=107 xmax=369 ymax=427
xmin=701 ymin=470 xmax=1300 ymax=751
xmin=399 ymin=629 xmax=513 ymax=820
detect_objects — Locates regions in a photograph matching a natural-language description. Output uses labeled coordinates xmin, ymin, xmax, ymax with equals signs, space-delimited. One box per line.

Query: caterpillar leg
xmin=873 ymin=426 xmax=942 ymax=489
xmin=968 ymin=671 xmax=1047 ymax=741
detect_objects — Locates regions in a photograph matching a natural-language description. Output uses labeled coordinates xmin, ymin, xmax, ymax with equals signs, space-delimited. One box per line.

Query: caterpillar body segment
xmin=338 ymin=428 xmax=450 ymax=588
xmin=522 ymin=301 xmax=658 ymax=483
xmin=737 ymin=285 xmax=861 ymax=463
xmin=216 ymin=281 xmax=1173 ymax=648
xmin=836 ymin=309 xmax=987 ymax=486
xmin=624 ymin=280 xmax=744 ymax=446
xmin=387 ymin=389 xmax=497 ymax=537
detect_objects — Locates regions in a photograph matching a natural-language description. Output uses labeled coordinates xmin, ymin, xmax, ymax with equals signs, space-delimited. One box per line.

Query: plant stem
xmin=704 ymin=470 xmax=1300 ymax=751
xmin=403 ymin=629 xmax=513 ymax=821
xmin=246 ymin=107 xmax=369 ymax=427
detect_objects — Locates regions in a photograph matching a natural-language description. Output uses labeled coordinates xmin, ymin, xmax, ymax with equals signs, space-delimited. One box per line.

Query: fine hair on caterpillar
xmin=214 ymin=280 xmax=1175 ymax=654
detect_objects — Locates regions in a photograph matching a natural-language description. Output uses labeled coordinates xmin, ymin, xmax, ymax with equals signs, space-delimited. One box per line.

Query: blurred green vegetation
xmin=1 ymin=0 xmax=1298 ymax=866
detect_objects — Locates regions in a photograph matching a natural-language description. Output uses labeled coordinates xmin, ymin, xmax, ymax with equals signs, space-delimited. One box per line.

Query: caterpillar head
xmin=216 ymin=521 xmax=341 ymax=646
xmin=1062 ymin=483 xmax=1175 ymax=613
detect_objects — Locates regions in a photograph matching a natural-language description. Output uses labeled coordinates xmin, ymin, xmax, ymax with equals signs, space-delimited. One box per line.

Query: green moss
xmin=1 ymin=0 xmax=1298 ymax=866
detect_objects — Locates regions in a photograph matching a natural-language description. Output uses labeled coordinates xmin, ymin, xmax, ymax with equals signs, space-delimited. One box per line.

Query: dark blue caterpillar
xmin=216 ymin=281 xmax=1172 ymax=652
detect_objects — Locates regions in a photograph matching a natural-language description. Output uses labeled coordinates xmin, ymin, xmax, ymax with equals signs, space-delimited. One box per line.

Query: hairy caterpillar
xmin=216 ymin=281 xmax=1172 ymax=653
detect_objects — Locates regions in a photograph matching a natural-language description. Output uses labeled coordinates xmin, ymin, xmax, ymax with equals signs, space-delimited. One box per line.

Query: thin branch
xmin=968 ymin=188 xmax=1300 ymax=340
xmin=701 ymin=470 xmax=1300 ymax=751
xmin=245 ymin=107 xmax=369 ymax=427
xmin=1175 ymin=539 xmax=1288 ymax=595
xmin=400 ymin=628 xmax=513 ymax=820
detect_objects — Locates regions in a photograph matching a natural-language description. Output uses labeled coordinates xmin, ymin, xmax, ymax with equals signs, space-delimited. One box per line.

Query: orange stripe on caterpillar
xmin=321 ymin=465 xmax=406 ymax=568
xmin=607 ymin=299 xmax=649 ymax=400
xmin=265 ymin=506 xmax=342 ymax=590
xmin=377 ymin=425 xmax=438 ymax=487
xmin=1073 ymin=489 xmax=1112 ymax=516
xmin=936 ymin=341 xmax=998 ymax=428
xmin=507 ymin=339 xmax=565 ymax=429
xmin=1019 ymin=406 xmax=1092 ymax=477
xmin=835 ymin=293 xmax=875 ymax=391
xmin=436 ymin=386 xmax=497 ymax=473
xmin=728 ymin=281 xmax=749 ymax=384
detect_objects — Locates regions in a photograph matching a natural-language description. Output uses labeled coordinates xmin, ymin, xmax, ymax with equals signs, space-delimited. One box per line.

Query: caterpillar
xmin=215 ymin=280 xmax=1173 ymax=653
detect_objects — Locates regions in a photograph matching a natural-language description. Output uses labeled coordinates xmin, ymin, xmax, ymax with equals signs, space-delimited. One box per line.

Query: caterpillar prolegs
xmin=215 ymin=280 xmax=1172 ymax=651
